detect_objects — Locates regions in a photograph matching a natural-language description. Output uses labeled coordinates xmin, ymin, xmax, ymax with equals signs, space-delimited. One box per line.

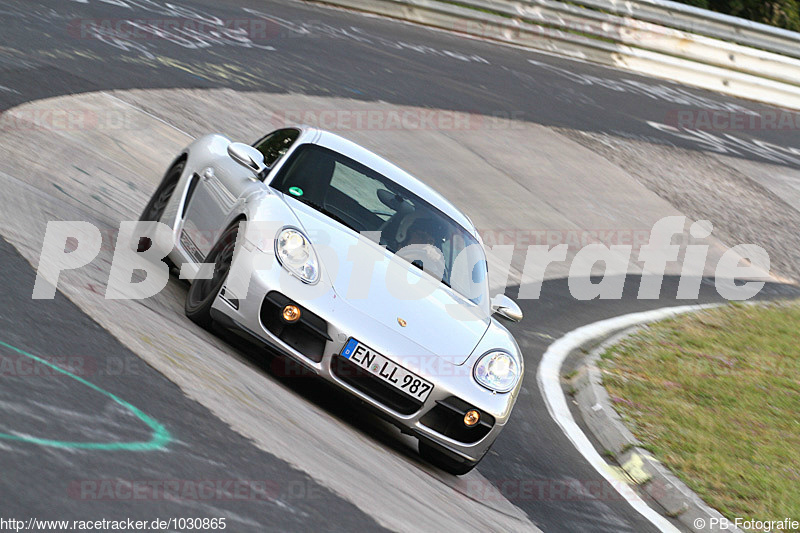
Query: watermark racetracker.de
xmin=267 ymin=109 xmax=526 ymax=132
xmin=665 ymin=108 xmax=800 ymax=132
xmin=68 ymin=478 xmax=309 ymax=501
xmin=0 ymin=108 xmax=147 ymax=132
xmin=0 ymin=351 xmax=148 ymax=378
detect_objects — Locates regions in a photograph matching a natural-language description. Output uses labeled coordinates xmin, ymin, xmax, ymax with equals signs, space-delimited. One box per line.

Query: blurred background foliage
xmin=676 ymin=0 xmax=800 ymax=32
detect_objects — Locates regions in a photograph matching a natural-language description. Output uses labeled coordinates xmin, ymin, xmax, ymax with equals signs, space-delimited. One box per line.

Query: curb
xmin=567 ymin=315 xmax=743 ymax=533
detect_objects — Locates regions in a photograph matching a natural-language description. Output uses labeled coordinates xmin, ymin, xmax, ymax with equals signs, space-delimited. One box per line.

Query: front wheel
xmin=185 ymin=221 xmax=239 ymax=330
xmin=418 ymin=441 xmax=485 ymax=476
xmin=140 ymin=159 xmax=184 ymax=222
xmin=138 ymin=159 xmax=185 ymax=255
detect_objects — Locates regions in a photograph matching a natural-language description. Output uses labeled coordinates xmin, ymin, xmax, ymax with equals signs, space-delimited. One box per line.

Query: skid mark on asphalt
xmin=0 ymin=340 xmax=171 ymax=451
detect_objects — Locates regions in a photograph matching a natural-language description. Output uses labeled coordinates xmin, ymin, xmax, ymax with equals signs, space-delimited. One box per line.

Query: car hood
xmin=285 ymin=197 xmax=490 ymax=365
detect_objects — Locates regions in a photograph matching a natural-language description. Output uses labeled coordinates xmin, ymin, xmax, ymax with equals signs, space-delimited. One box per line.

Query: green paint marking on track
xmin=0 ymin=340 xmax=171 ymax=451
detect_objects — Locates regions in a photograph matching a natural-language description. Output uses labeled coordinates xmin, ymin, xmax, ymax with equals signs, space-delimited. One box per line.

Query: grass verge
xmin=598 ymin=302 xmax=800 ymax=521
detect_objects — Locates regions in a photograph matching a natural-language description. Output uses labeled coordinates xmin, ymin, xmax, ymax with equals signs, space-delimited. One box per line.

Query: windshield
xmin=270 ymin=144 xmax=489 ymax=306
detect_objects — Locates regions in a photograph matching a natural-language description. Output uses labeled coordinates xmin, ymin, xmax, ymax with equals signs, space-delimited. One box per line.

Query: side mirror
xmin=491 ymin=294 xmax=523 ymax=322
xmin=228 ymin=142 xmax=266 ymax=177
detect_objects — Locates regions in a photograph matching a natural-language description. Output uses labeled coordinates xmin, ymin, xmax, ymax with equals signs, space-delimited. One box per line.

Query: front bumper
xmin=208 ymin=261 xmax=516 ymax=463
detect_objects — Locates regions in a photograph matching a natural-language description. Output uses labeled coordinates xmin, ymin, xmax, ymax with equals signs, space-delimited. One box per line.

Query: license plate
xmin=340 ymin=339 xmax=433 ymax=403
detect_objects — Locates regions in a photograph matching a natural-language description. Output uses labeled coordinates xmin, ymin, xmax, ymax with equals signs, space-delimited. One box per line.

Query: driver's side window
xmin=253 ymin=128 xmax=300 ymax=169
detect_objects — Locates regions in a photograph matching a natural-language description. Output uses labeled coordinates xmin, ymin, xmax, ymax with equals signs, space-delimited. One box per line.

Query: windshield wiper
xmin=286 ymin=194 xmax=358 ymax=232
xmin=409 ymin=259 xmax=453 ymax=289
xmin=319 ymin=207 xmax=358 ymax=232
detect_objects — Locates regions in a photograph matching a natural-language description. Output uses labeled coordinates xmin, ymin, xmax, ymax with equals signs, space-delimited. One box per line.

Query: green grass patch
xmin=599 ymin=302 xmax=800 ymax=521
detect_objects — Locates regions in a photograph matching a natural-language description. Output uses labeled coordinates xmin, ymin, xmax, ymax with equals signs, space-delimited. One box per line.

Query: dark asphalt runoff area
xmin=1 ymin=0 xmax=799 ymax=531
xmin=0 ymin=238 xmax=389 ymax=531
xmin=1 ymin=0 xmax=799 ymax=164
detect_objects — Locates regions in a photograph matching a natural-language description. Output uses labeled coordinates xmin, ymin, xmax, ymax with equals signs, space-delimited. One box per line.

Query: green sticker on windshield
xmin=289 ymin=186 xmax=304 ymax=197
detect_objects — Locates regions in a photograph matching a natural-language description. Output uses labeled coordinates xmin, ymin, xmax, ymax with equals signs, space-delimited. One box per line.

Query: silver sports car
xmin=139 ymin=126 xmax=524 ymax=474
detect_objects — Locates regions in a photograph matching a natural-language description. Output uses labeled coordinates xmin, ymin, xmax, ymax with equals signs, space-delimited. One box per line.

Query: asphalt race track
xmin=1 ymin=0 xmax=799 ymax=531
xmin=0 ymin=237 xmax=390 ymax=532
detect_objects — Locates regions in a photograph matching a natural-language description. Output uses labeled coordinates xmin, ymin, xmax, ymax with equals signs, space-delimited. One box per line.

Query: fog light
xmin=464 ymin=409 xmax=480 ymax=427
xmin=282 ymin=305 xmax=301 ymax=323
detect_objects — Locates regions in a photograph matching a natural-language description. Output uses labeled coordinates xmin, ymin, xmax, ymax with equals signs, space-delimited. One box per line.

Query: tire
xmin=184 ymin=221 xmax=240 ymax=330
xmin=137 ymin=159 xmax=185 ymax=254
xmin=418 ymin=441 xmax=483 ymax=476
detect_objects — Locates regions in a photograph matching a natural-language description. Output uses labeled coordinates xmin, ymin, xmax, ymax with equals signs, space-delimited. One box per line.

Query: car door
xmin=183 ymin=128 xmax=300 ymax=258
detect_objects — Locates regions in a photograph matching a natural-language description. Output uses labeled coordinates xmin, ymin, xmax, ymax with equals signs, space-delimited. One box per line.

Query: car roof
xmin=302 ymin=126 xmax=476 ymax=235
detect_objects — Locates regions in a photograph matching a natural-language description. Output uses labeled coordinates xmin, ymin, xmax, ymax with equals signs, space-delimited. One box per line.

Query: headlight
xmin=473 ymin=351 xmax=519 ymax=393
xmin=275 ymin=227 xmax=319 ymax=284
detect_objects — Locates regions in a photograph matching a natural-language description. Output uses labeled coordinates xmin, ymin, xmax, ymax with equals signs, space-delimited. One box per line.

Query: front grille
xmin=260 ymin=292 xmax=330 ymax=363
xmin=419 ymin=396 xmax=494 ymax=444
xmin=331 ymin=355 xmax=422 ymax=415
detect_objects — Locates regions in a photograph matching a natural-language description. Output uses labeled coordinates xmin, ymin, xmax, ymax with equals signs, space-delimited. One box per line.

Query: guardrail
xmin=315 ymin=0 xmax=800 ymax=110
xmin=575 ymin=0 xmax=800 ymax=60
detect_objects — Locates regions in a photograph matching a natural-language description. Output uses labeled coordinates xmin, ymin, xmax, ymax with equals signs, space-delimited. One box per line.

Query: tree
xmin=675 ymin=0 xmax=800 ymax=32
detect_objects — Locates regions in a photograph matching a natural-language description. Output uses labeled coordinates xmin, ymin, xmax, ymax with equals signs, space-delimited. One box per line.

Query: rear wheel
xmin=185 ymin=221 xmax=240 ymax=330
xmin=418 ymin=441 xmax=484 ymax=476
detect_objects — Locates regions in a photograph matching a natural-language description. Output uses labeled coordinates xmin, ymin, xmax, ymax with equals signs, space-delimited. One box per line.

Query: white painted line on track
xmin=103 ymin=91 xmax=195 ymax=139
xmin=536 ymin=304 xmax=718 ymax=533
